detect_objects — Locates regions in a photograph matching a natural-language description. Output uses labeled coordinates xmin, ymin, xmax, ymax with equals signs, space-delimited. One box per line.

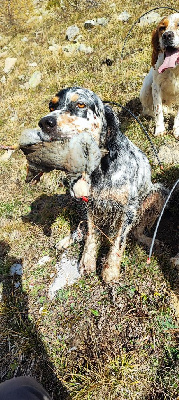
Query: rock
xmin=84 ymin=19 xmax=97 ymax=29
xmin=4 ymin=57 xmax=17 ymax=73
xmin=84 ymin=18 xmax=108 ymax=29
xmin=96 ymin=17 xmax=108 ymax=26
xmin=157 ymin=143 xmax=179 ymax=165
xmin=48 ymin=253 xmax=80 ymax=299
xmin=77 ymin=44 xmax=93 ymax=54
xmin=10 ymin=263 xmax=23 ymax=276
xmin=62 ymin=43 xmax=93 ymax=55
xmin=0 ymin=149 xmax=14 ymax=162
xmin=21 ymin=36 xmax=28 ymax=42
xmin=139 ymin=11 xmax=161 ymax=26
xmin=0 ymin=51 xmax=7 ymax=58
xmin=117 ymin=11 xmax=131 ymax=22
xmin=1 ymin=75 xmax=6 ymax=84
xmin=37 ymin=255 xmax=51 ymax=266
xmin=28 ymin=71 xmax=42 ymax=88
xmin=66 ymin=25 xmax=80 ymax=41
xmin=28 ymin=62 xmax=38 ymax=67
xmin=48 ymin=43 xmax=61 ymax=53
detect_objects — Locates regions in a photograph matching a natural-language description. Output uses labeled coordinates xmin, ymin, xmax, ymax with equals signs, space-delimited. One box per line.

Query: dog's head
xmin=151 ymin=13 xmax=179 ymax=66
xmin=19 ymin=87 xmax=118 ymax=183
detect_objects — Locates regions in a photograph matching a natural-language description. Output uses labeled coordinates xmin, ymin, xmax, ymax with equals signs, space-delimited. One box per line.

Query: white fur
xmin=140 ymin=13 xmax=179 ymax=138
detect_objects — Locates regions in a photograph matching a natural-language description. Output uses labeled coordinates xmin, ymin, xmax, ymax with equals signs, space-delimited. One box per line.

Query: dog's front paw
xmin=79 ymin=253 xmax=96 ymax=275
xmin=102 ymin=264 xmax=120 ymax=283
xmin=154 ymin=125 xmax=165 ymax=136
xmin=173 ymin=128 xmax=179 ymax=139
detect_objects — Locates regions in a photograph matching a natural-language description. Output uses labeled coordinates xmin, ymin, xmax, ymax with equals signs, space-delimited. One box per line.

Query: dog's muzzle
xmin=38 ymin=115 xmax=57 ymax=134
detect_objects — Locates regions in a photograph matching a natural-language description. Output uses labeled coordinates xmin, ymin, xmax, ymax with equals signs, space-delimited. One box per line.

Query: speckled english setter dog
xmin=20 ymin=87 xmax=167 ymax=283
xmin=140 ymin=13 xmax=179 ymax=138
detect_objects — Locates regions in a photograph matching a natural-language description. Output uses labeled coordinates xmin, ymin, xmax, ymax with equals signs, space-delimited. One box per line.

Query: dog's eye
xmin=76 ymin=103 xmax=86 ymax=108
xmin=159 ymin=25 xmax=166 ymax=32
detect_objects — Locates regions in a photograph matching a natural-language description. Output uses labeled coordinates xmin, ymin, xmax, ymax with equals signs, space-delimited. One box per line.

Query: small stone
xmin=77 ymin=44 xmax=93 ymax=54
xmin=10 ymin=263 xmax=23 ymax=276
xmin=139 ymin=12 xmax=161 ymax=26
xmin=28 ymin=62 xmax=37 ymax=67
xmin=21 ymin=36 xmax=28 ymax=42
xmin=62 ymin=43 xmax=78 ymax=54
xmin=157 ymin=144 xmax=179 ymax=164
xmin=84 ymin=19 xmax=97 ymax=29
xmin=28 ymin=71 xmax=41 ymax=88
xmin=37 ymin=255 xmax=51 ymax=266
xmin=0 ymin=51 xmax=7 ymax=58
xmin=66 ymin=25 xmax=80 ymax=41
xmin=0 ymin=149 xmax=14 ymax=162
xmin=4 ymin=57 xmax=17 ymax=73
xmin=1 ymin=75 xmax=6 ymax=84
xmin=96 ymin=17 xmax=108 ymax=26
xmin=117 ymin=11 xmax=131 ymax=22
xmin=48 ymin=44 xmax=61 ymax=53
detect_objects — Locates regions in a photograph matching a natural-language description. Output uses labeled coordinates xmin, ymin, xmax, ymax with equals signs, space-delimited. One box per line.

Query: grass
xmin=0 ymin=0 xmax=179 ymax=399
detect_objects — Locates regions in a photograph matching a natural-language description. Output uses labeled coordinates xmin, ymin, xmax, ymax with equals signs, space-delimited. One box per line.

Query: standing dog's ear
xmin=151 ymin=27 xmax=160 ymax=67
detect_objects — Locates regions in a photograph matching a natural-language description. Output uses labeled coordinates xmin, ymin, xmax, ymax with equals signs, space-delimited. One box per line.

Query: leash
xmin=121 ymin=6 xmax=179 ymax=61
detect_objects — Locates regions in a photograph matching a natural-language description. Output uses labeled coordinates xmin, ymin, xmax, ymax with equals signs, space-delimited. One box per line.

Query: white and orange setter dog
xmin=140 ymin=13 xmax=179 ymax=138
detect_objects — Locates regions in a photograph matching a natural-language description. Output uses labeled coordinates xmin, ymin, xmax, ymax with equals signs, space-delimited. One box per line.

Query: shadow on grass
xmin=0 ymin=240 xmax=70 ymax=400
xmin=22 ymin=192 xmax=87 ymax=237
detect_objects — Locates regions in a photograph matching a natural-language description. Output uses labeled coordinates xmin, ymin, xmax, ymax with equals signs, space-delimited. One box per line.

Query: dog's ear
xmin=151 ymin=27 xmax=160 ymax=67
xmin=103 ymin=104 xmax=121 ymax=145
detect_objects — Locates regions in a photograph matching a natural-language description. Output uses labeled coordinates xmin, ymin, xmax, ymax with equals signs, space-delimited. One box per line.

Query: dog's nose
xmin=163 ymin=31 xmax=174 ymax=43
xmin=38 ymin=116 xmax=57 ymax=133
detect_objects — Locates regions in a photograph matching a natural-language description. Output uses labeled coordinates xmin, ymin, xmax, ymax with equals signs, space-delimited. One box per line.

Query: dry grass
xmin=0 ymin=0 xmax=179 ymax=399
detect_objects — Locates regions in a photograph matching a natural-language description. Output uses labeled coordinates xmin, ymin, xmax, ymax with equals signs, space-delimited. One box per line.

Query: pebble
xmin=66 ymin=25 xmax=80 ymax=41
xmin=28 ymin=71 xmax=42 ymax=88
xmin=139 ymin=11 xmax=161 ymax=26
xmin=10 ymin=263 xmax=23 ymax=276
xmin=48 ymin=253 xmax=80 ymax=299
xmin=117 ymin=11 xmax=131 ymax=22
xmin=4 ymin=57 xmax=17 ymax=73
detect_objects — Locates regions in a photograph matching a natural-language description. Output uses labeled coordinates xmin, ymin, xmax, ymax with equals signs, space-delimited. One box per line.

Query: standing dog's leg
xmin=79 ymin=210 xmax=100 ymax=275
xmin=173 ymin=109 xmax=179 ymax=139
xmin=152 ymin=79 xmax=165 ymax=136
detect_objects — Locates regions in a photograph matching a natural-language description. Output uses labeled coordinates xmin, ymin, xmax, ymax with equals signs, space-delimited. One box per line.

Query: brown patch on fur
xmin=51 ymin=96 xmax=59 ymax=104
xmin=70 ymin=93 xmax=79 ymax=102
xmin=57 ymin=113 xmax=76 ymax=127
xmin=151 ymin=17 xmax=169 ymax=67
xmin=96 ymin=187 xmax=129 ymax=204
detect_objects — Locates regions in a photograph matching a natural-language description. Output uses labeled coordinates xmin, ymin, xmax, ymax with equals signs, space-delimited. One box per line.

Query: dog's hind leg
xmin=133 ymin=187 xmax=167 ymax=249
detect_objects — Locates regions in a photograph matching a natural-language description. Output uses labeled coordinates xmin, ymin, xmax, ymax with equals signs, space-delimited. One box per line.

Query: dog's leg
xmin=79 ymin=211 xmax=99 ymax=275
xmin=133 ymin=187 xmax=166 ymax=249
xmin=140 ymin=69 xmax=154 ymax=117
xmin=102 ymin=211 xmax=136 ymax=283
xmin=173 ymin=109 xmax=179 ymax=139
xmin=152 ymin=79 xmax=165 ymax=136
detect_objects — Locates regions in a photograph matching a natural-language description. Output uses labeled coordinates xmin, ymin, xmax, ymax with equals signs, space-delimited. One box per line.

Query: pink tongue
xmin=158 ymin=48 xmax=179 ymax=73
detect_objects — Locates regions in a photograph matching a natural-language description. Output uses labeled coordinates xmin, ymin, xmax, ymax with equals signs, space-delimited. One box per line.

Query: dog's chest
xmin=155 ymin=65 xmax=179 ymax=104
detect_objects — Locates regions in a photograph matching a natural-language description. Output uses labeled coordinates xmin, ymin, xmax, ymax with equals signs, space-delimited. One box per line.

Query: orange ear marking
xmin=51 ymin=96 xmax=59 ymax=104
